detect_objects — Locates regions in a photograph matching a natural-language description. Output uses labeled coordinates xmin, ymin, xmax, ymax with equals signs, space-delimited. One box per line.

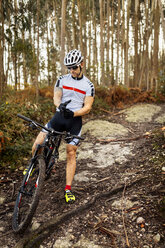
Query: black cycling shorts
xmin=45 ymin=111 xmax=82 ymax=146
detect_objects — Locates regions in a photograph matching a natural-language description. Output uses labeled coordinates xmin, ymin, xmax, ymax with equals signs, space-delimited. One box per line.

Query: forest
xmin=0 ymin=1 xmax=165 ymax=247
xmin=0 ymin=0 xmax=165 ymax=98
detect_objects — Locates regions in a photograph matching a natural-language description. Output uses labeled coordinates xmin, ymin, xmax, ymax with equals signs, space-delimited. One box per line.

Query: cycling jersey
xmin=44 ymin=73 xmax=94 ymax=146
xmin=55 ymin=74 xmax=95 ymax=112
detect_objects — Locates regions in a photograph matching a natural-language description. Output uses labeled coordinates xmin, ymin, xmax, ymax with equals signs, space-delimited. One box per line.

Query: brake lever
xmin=29 ymin=122 xmax=39 ymax=130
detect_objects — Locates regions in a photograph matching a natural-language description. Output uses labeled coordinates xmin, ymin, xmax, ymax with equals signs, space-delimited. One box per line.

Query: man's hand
xmin=59 ymin=100 xmax=71 ymax=113
xmin=63 ymin=109 xmax=74 ymax=119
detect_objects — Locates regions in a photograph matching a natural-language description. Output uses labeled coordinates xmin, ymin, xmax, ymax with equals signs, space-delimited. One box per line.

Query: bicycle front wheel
xmin=12 ymin=156 xmax=45 ymax=233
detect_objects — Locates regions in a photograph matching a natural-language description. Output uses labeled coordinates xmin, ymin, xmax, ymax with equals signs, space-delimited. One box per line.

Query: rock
xmin=124 ymin=104 xmax=161 ymax=123
xmin=74 ymin=171 xmax=91 ymax=182
xmin=0 ymin=197 xmax=5 ymax=204
xmin=31 ymin=221 xmax=40 ymax=231
xmin=162 ymin=166 xmax=165 ymax=172
xmin=0 ymin=226 xmax=5 ymax=232
xmin=83 ymin=120 xmax=128 ymax=138
xmin=136 ymin=217 xmax=145 ymax=224
xmin=53 ymin=236 xmax=72 ymax=248
xmin=112 ymin=199 xmax=135 ymax=209
xmin=153 ymin=233 xmax=161 ymax=243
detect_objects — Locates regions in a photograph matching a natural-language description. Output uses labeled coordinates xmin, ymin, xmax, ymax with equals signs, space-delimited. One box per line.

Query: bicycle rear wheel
xmin=12 ymin=156 xmax=45 ymax=233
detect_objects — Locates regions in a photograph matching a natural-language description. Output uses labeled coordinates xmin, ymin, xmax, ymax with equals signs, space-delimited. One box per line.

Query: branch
xmin=121 ymin=180 xmax=130 ymax=247
xmin=14 ymin=176 xmax=148 ymax=248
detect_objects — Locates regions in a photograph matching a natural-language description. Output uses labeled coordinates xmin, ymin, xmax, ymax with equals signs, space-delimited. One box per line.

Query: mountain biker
xmin=32 ymin=49 xmax=95 ymax=203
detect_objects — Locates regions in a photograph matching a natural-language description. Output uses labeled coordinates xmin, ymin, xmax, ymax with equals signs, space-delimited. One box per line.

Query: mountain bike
xmin=12 ymin=114 xmax=84 ymax=233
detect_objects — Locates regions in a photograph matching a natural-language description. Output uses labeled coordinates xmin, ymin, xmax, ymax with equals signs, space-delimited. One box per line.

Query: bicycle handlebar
xmin=17 ymin=114 xmax=84 ymax=140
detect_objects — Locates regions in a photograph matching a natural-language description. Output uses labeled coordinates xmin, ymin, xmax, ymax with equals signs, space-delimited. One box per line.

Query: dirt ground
xmin=0 ymin=103 xmax=165 ymax=248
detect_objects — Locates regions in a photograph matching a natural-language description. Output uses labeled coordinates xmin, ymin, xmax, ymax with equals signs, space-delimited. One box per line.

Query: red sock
xmin=65 ymin=185 xmax=71 ymax=191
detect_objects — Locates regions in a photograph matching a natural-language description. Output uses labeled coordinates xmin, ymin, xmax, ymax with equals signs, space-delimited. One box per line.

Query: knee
xmin=32 ymin=132 xmax=46 ymax=154
xmin=67 ymin=145 xmax=77 ymax=159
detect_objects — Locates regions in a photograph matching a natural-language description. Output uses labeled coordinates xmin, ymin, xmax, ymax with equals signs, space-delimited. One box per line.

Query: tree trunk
xmin=72 ymin=0 xmax=77 ymax=49
xmin=139 ymin=0 xmax=149 ymax=90
xmin=111 ymin=0 xmax=114 ymax=85
xmin=46 ymin=2 xmax=51 ymax=86
xmin=22 ymin=29 xmax=28 ymax=88
xmin=121 ymin=0 xmax=125 ymax=85
xmin=124 ymin=0 xmax=131 ymax=87
xmin=116 ymin=0 xmax=121 ymax=84
xmin=60 ymin=0 xmax=67 ymax=74
xmin=158 ymin=0 xmax=165 ymax=41
xmin=99 ymin=0 xmax=104 ymax=84
xmin=152 ymin=0 xmax=160 ymax=92
xmin=14 ymin=0 xmax=18 ymax=91
xmin=77 ymin=0 xmax=86 ymax=74
xmin=105 ymin=0 xmax=110 ymax=85
xmin=0 ymin=0 xmax=4 ymax=96
xmin=35 ymin=0 xmax=40 ymax=101
xmin=92 ymin=0 xmax=98 ymax=84
xmin=134 ymin=0 xmax=139 ymax=88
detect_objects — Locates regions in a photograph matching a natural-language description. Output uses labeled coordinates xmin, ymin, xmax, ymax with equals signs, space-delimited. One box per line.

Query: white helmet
xmin=64 ymin=49 xmax=84 ymax=68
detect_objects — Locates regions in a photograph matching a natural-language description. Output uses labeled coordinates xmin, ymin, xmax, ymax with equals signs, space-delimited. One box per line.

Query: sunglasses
xmin=68 ymin=65 xmax=79 ymax=70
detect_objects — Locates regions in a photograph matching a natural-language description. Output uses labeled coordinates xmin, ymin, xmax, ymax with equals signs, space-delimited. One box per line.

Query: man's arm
xmin=74 ymin=96 xmax=94 ymax=117
xmin=53 ymin=87 xmax=63 ymax=107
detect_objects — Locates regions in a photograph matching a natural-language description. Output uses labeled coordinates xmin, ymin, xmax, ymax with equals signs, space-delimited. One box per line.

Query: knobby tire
xmin=12 ymin=157 xmax=45 ymax=233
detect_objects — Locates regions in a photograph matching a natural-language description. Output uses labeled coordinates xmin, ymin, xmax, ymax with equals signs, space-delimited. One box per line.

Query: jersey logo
xmin=63 ymin=85 xmax=86 ymax=95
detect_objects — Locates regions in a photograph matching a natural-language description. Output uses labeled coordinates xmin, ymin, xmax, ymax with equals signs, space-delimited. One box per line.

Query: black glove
xmin=59 ymin=100 xmax=71 ymax=113
xmin=63 ymin=109 xmax=74 ymax=119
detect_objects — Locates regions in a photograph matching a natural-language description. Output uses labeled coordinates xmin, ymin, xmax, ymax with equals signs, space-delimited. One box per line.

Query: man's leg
xmin=32 ymin=131 xmax=47 ymax=155
xmin=66 ymin=144 xmax=77 ymax=186
xmin=65 ymin=144 xmax=78 ymax=203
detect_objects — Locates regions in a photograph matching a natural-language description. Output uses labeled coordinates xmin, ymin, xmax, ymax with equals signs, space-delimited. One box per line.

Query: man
xmin=32 ymin=49 xmax=95 ymax=203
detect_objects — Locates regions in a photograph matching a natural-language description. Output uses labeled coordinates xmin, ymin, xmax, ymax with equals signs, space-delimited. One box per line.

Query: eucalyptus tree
xmin=158 ymin=0 xmax=165 ymax=41
xmin=115 ymin=0 xmax=121 ymax=84
xmin=71 ymin=0 xmax=77 ymax=49
xmin=124 ymin=0 xmax=131 ymax=87
xmin=152 ymin=0 xmax=160 ymax=91
xmin=77 ymin=0 xmax=85 ymax=69
xmin=105 ymin=0 xmax=110 ymax=85
xmin=99 ymin=0 xmax=104 ymax=84
xmin=60 ymin=0 xmax=67 ymax=74
xmin=133 ymin=0 xmax=139 ymax=87
xmin=92 ymin=0 xmax=98 ymax=84
xmin=0 ymin=0 xmax=5 ymax=96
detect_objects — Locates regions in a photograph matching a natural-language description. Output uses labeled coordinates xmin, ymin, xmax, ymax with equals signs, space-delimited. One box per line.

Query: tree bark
xmin=152 ymin=0 xmax=160 ymax=92
xmin=99 ymin=0 xmax=105 ymax=84
xmin=158 ymin=0 xmax=165 ymax=41
xmin=72 ymin=0 xmax=77 ymax=49
xmin=14 ymin=0 xmax=18 ymax=91
xmin=60 ymin=0 xmax=67 ymax=74
xmin=116 ymin=0 xmax=121 ymax=84
xmin=0 ymin=0 xmax=4 ymax=96
xmin=35 ymin=0 xmax=40 ymax=101
xmin=134 ymin=0 xmax=139 ymax=88
xmin=92 ymin=0 xmax=98 ymax=84
xmin=77 ymin=0 xmax=86 ymax=74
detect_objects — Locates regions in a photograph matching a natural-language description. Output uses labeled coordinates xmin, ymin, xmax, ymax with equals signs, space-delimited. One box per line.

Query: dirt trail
xmin=0 ymin=103 xmax=165 ymax=248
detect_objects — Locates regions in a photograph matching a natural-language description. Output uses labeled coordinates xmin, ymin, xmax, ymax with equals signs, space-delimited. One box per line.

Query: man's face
xmin=68 ymin=63 xmax=83 ymax=78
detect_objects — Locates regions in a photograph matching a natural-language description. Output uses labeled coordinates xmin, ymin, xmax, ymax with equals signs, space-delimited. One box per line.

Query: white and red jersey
xmin=55 ymin=74 xmax=95 ymax=112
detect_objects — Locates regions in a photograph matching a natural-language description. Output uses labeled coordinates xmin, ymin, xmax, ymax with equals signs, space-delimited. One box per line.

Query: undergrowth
xmin=0 ymin=89 xmax=55 ymax=170
xmin=0 ymin=85 xmax=165 ymax=171
xmin=150 ymin=129 xmax=165 ymax=218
